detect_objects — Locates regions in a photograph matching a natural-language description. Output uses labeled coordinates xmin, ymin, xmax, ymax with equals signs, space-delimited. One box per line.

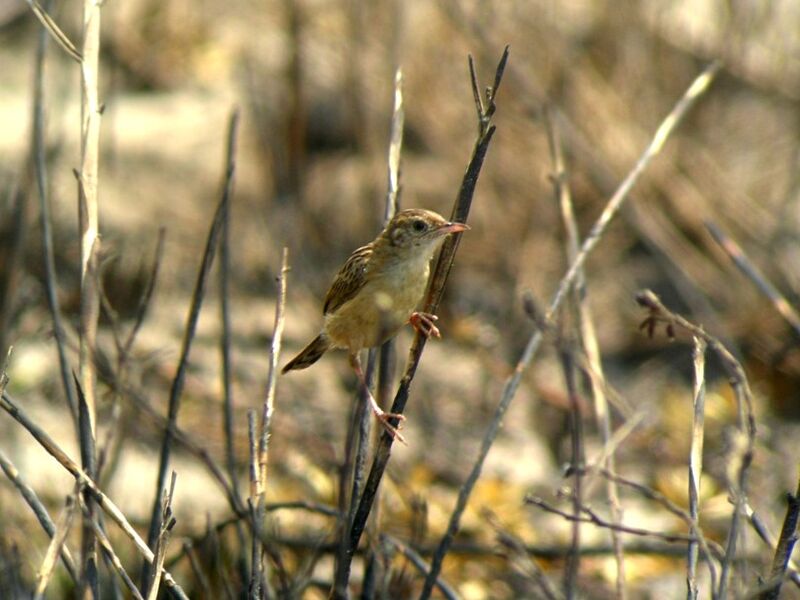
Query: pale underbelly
xmin=323 ymin=273 xmax=427 ymax=351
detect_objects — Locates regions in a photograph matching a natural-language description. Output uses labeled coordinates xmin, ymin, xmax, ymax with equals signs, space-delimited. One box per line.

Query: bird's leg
xmin=349 ymin=353 xmax=406 ymax=444
xmin=409 ymin=311 xmax=441 ymax=338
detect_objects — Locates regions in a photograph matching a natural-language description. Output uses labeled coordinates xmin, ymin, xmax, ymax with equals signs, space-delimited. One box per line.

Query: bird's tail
xmin=281 ymin=334 xmax=331 ymax=374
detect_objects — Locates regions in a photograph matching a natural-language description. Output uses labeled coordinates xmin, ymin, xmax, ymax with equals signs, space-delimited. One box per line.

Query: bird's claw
xmin=410 ymin=312 xmax=441 ymax=338
xmin=375 ymin=410 xmax=407 ymax=444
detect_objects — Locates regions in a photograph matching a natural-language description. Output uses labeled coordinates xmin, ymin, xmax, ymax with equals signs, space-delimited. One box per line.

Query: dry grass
xmin=2 ymin=1 xmax=800 ymax=598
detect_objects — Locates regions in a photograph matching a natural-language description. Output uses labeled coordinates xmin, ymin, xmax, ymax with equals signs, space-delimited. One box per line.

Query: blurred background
xmin=1 ymin=0 xmax=800 ymax=597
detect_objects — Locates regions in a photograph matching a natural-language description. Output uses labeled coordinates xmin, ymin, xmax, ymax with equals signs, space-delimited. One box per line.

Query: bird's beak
xmin=438 ymin=221 xmax=470 ymax=235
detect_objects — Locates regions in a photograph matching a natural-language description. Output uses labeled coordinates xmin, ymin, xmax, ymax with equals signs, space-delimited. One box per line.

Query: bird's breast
xmin=323 ymin=255 xmax=431 ymax=352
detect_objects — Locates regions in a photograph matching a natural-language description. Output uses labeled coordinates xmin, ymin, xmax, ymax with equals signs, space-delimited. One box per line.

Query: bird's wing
xmin=323 ymin=243 xmax=373 ymax=315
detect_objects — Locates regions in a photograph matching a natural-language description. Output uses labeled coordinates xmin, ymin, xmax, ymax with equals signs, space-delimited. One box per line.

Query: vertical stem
xmin=560 ymin=348 xmax=583 ymax=599
xmin=32 ymin=0 xmax=78 ymax=420
xmin=687 ymin=337 xmax=707 ymax=598
xmin=79 ymin=0 xmax=101 ymax=434
xmin=79 ymin=2 xmax=102 ymax=597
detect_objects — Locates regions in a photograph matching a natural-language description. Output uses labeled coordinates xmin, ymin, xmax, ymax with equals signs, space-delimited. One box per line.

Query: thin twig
xmin=544 ymin=104 xmax=626 ymax=600
xmin=247 ymin=411 xmax=263 ymax=600
xmin=77 ymin=0 xmax=102 ymax=451
xmin=0 ymin=391 xmax=189 ymax=599
xmin=144 ymin=174 xmax=230 ymax=570
xmin=549 ymin=62 xmax=720 ymax=321
xmin=75 ymin=371 xmax=99 ymax=596
xmin=525 ymin=495 xmax=695 ymax=544
xmin=260 ymin=247 xmax=289 ymax=497
xmin=32 ymin=0 xmax=77 ymax=421
xmin=483 ymin=509 xmax=563 ymax=600
xmin=421 ymin=58 xmax=717 ymax=600
xmin=0 ymin=449 xmax=79 ymax=582
xmin=250 ymin=247 xmax=289 ymax=597
xmin=77 ymin=0 xmax=103 ymax=593
xmin=382 ymin=535 xmax=460 ymax=600
xmin=89 ymin=511 xmax=145 ymax=600
xmin=571 ymin=465 xmax=724 ymax=565
xmin=24 ymin=0 xmax=82 ymax=61
xmin=743 ymin=503 xmax=800 ymax=589
xmin=334 ymin=67 xmax=406 ymax=597
xmin=0 ymin=183 xmax=26 ymax=356
xmin=705 ymin=221 xmax=800 ymax=338
xmin=357 ymin=46 xmax=506 ymax=600
xmin=688 ymin=337 xmax=709 ymax=599
xmin=33 ymin=492 xmax=78 ymax=600
xmin=384 ymin=67 xmax=404 ymax=222
xmin=100 ymin=365 xmax=245 ymax=517
xmin=215 ymin=110 xmax=250 ymax=591
xmin=219 ymin=109 xmax=241 ymax=503
xmin=760 ymin=477 xmax=800 ymax=600
xmin=146 ymin=472 xmax=178 ymax=600
xmin=635 ymin=289 xmax=755 ymax=598
xmin=559 ymin=345 xmax=583 ymax=600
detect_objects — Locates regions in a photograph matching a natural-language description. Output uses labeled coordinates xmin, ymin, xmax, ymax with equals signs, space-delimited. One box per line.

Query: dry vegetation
xmin=1 ymin=1 xmax=800 ymax=598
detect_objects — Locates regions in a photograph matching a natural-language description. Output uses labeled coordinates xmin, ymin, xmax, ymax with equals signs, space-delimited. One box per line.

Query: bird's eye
xmin=411 ymin=219 xmax=427 ymax=233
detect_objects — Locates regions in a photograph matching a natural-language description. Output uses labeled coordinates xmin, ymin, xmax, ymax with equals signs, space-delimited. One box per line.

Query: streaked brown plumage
xmin=282 ymin=208 xmax=469 ymax=440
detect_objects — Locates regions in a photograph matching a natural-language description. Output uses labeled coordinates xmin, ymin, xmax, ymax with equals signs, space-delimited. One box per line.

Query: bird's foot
xmin=372 ymin=406 xmax=407 ymax=444
xmin=410 ymin=311 xmax=441 ymax=338
xmin=351 ymin=352 xmax=408 ymax=444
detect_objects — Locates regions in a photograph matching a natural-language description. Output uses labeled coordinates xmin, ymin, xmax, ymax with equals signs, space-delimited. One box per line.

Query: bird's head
xmin=383 ymin=209 xmax=469 ymax=251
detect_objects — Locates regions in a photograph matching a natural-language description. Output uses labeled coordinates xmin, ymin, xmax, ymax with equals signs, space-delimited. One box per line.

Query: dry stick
xmin=31 ymin=0 xmax=77 ymax=422
xmin=219 ymin=109 xmax=242 ymax=504
xmin=559 ymin=345 xmax=584 ymax=600
xmin=124 ymin=228 xmax=166 ymax=358
xmin=73 ymin=366 xmax=99 ymax=597
xmin=332 ymin=46 xmax=508 ymax=600
xmin=416 ymin=46 xmax=508 ymax=598
xmin=97 ymin=363 xmax=245 ymax=518
xmin=549 ymin=61 xmax=720 ymax=321
xmin=333 ymin=354 xmax=374 ymax=598
xmin=382 ymin=535 xmax=459 ymax=600
xmin=252 ymin=247 xmax=289 ymax=599
xmin=244 ymin=529 xmax=708 ymax=560
xmin=259 ymin=247 xmax=289 ymax=499
xmin=183 ymin=541 xmax=212 ymax=598
xmin=483 ymin=509 xmax=563 ymax=600
xmin=0 ymin=358 xmax=78 ymax=585
xmin=247 ymin=411 xmax=263 ymax=600
xmin=744 ymin=504 xmax=800 ymax=590
xmin=413 ymin=48 xmax=511 ymax=600
xmin=759 ymin=477 xmax=800 ymax=600
xmin=687 ymin=337 xmax=709 ymax=599
xmin=0 ymin=450 xmax=79 ymax=582
xmin=705 ymin=221 xmax=800 ymax=338
xmin=146 ymin=472 xmax=178 ymax=600
xmin=635 ymin=289 xmax=756 ymax=598
xmin=77 ymin=0 xmax=103 ymax=594
xmin=526 ymin=495 xmax=697 ymax=544
xmin=383 ymin=67 xmax=404 ymax=224
xmin=0 ymin=183 xmax=26 ymax=357
xmin=334 ymin=66 xmax=406 ymax=598
xmin=88 ymin=512 xmax=145 ymax=600
xmin=544 ymin=107 xmax=626 ymax=599
xmin=96 ymin=229 xmax=165 ymax=483
xmin=365 ymin=65 xmax=405 ymax=593
xmin=0 ymin=392 xmax=189 ymax=600
xmin=215 ymin=109 xmax=250 ymax=593
xmin=143 ymin=189 xmax=228 ymax=579
xmin=33 ymin=492 xmax=78 ymax=600
xmin=571 ymin=466 xmax=724 ymax=567
xmin=24 ymin=0 xmax=82 ymax=62
xmin=420 ymin=59 xmax=719 ymax=600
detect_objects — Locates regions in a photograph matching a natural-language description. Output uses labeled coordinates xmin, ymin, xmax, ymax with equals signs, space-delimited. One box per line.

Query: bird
xmin=282 ymin=208 xmax=469 ymax=441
